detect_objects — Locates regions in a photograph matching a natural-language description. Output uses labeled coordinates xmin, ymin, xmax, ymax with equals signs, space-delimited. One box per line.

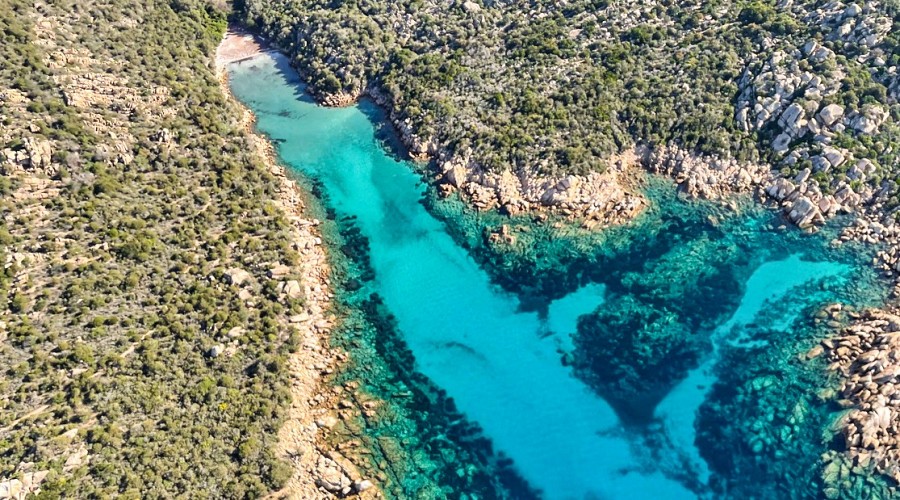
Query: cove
xmin=228 ymin=53 xmax=877 ymax=498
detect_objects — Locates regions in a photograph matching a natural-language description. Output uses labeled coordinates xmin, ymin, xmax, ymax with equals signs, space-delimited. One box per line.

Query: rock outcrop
xmin=437 ymin=147 xmax=645 ymax=227
xmin=826 ymin=308 xmax=900 ymax=484
xmin=223 ymin=267 xmax=252 ymax=286
xmin=1 ymin=137 xmax=53 ymax=175
xmin=645 ymin=145 xmax=771 ymax=200
xmin=0 ymin=469 xmax=49 ymax=500
xmin=735 ymin=0 xmax=894 ymax=164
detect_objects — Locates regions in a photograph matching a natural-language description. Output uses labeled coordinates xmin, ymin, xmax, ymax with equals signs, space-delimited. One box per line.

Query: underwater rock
xmin=696 ymin=338 xmax=831 ymax=498
xmin=820 ymin=450 xmax=894 ymax=499
xmin=483 ymin=224 xmax=517 ymax=246
xmin=574 ymin=295 xmax=701 ymax=423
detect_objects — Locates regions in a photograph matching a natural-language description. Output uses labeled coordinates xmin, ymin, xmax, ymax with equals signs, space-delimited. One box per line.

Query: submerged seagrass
xmin=229 ymin=53 xmax=889 ymax=498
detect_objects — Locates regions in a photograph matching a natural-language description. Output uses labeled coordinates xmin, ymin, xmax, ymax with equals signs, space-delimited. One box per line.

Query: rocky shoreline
xmin=318 ymin=77 xmax=876 ymax=239
xmin=224 ymin=22 xmax=900 ymax=495
xmin=822 ymin=189 xmax=900 ymax=493
xmin=217 ymin=31 xmax=379 ymax=499
xmin=823 ymin=307 xmax=900 ymax=488
xmin=319 ymin=83 xmax=900 ymax=494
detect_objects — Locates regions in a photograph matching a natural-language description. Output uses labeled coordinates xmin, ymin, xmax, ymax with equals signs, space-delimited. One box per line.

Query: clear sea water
xmin=228 ymin=53 xmax=886 ymax=499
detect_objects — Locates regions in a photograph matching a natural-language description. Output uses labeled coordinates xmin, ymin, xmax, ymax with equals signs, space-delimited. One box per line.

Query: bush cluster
xmin=1 ymin=0 xmax=306 ymax=497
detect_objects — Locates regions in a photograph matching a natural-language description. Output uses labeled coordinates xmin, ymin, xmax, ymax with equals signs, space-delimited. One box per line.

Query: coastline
xmin=308 ymin=39 xmax=900 ymax=490
xmin=219 ymin=24 xmax=900 ymax=495
xmin=216 ymin=31 xmax=379 ymax=499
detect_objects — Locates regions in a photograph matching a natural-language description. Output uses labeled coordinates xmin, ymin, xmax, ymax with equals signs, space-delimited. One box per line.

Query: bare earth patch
xmin=217 ymin=29 xmax=272 ymax=66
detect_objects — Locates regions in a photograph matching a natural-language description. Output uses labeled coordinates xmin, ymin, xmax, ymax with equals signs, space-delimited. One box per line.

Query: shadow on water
xmin=266 ymin=57 xmax=418 ymax=167
xmin=357 ymin=99 xmax=416 ymax=165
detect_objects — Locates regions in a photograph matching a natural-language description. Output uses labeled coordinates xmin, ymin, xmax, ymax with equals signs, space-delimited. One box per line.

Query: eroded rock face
xmin=223 ymin=267 xmax=252 ymax=286
xmin=321 ymin=90 xmax=361 ymax=108
xmin=766 ymin=178 xmax=796 ymax=201
xmin=151 ymin=128 xmax=174 ymax=143
xmin=645 ymin=145 xmax=771 ymax=200
xmin=462 ymin=0 xmax=481 ymax=13
xmin=760 ymin=137 xmax=878 ymax=230
xmin=443 ymin=161 xmax=468 ymax=189
xmin=315 ymin=455 xmax=354 ymax=495
xmin=0 ymin=468 xmax=50 ymax=500
xmin=283 ymin=279 xmax=302 ymax=299
xmin=849 ymin=105 xmax=888 ymax=135
xmin=2 ymin=137 xmax=53 ymax=175
xmin=787 ymin=196 xmax=823 ymax=227
xmin=822 ymin=147 xmax=846 ymax=168
xmin=438 ymin=147 xmax=645 ymax=228
xmin=818 ymin=104 xmax=844 ymax=127
xmin=778 ymin=103 xmax=807 ymax=138
xmin=520 ymin=141 xmax=871 ymax=235
xmin=313 ymin=452 xmax=375 ymax=497
xmin=23 ymin=138 xmax=51 ymax=170
xmin=772 ymin=132 xmax=792 ymax=153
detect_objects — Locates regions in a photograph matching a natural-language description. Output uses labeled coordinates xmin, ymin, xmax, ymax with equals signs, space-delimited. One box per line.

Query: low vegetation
xmin=237 ymin=0 xmax=899 ymax=199
xmin=1 ymin=0 xmax=305 ymax=496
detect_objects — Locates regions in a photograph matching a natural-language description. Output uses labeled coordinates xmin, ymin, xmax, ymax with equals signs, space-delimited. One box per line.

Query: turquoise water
xmin=228 ymin=54 xmax=881 ymax=498
xmin=655 ymin=255 xmax=848 ymax=485
xmin=546 ymin=283 xmax=606 ymax=353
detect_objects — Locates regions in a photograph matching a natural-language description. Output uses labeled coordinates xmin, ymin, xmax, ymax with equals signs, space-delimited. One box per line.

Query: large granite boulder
xmin=817 ymin=103 xmax=844 ymax=127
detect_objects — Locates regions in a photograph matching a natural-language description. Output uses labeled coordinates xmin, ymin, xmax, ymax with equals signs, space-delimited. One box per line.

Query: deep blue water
xmin=228 ymin=53 xmax=883 ymax=499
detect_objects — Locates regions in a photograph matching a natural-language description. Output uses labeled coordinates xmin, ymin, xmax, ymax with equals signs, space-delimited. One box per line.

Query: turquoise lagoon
xmin=229 ymin=54 xmax=886 ymax=498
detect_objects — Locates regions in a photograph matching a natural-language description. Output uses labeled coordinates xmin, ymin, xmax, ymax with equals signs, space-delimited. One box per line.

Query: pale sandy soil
xmin=216 ymin=29 xmax=271 ymax=66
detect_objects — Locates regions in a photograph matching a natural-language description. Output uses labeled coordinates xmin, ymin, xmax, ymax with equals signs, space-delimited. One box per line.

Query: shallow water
xmin=229 ymin=53 xmax=882 ymax=499
xmin=546 ymin=283 xmax=606 ymax=352
xmin=655 ymin=255 xmax=849 ymax=485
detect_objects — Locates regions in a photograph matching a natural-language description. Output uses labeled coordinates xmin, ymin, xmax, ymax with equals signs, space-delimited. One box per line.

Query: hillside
xmin=237 ymin=0 xmax=899 ymax=228
xmin=0 ymin=0 xmax=326 ymax=496
xmin=3 ymin=0 xmax=900 ymax=497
